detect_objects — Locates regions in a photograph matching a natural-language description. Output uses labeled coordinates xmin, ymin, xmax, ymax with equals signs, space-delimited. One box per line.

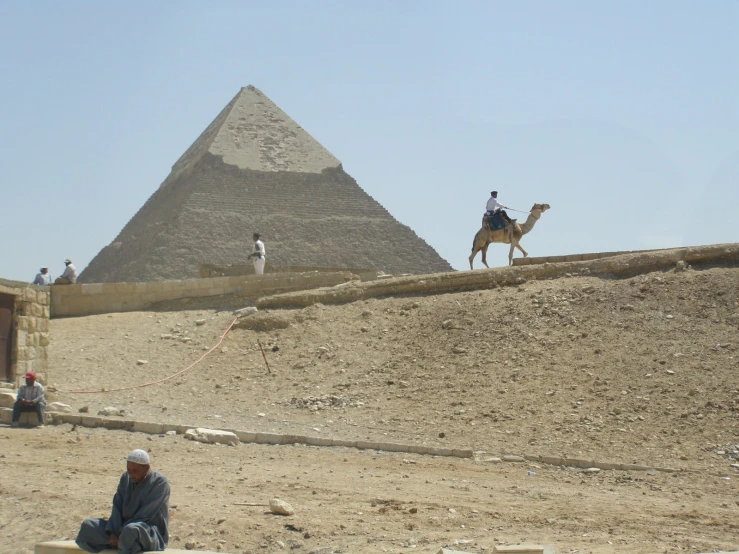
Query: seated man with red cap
xmin=11 ymin=371 xmax=46 ymax=427
xmin=76 ymin=449 xmax=170 ymax=554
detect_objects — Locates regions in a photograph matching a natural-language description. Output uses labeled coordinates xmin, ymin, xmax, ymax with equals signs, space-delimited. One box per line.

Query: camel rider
xmin=486 ymin=191 xmax=512 ymax=225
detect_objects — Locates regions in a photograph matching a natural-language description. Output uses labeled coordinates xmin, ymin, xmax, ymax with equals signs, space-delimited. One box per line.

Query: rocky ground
xmin=1 ymin=264 xmax=738 ymax=553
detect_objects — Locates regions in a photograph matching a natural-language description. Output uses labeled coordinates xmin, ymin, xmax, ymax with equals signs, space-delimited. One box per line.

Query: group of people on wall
xmin=32 ymin=259 xmax=76 ymax=286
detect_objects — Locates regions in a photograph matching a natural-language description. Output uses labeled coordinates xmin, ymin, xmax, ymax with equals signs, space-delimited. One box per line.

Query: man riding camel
xmin=485 ymin=191 xmax=512 ymax=229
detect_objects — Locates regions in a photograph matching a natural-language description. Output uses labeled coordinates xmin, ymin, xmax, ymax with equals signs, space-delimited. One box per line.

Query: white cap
xmin=126 ymin=449 xmax=150 ymax=465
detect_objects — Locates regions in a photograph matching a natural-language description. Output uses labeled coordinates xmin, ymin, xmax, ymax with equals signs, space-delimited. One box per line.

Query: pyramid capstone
xmin=80 ymin=86 xmax=452 ymax=282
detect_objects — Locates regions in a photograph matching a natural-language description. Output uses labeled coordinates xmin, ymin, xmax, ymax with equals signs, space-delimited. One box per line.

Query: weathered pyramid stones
xmin=80 ymin=86 xmax=451 ymax=282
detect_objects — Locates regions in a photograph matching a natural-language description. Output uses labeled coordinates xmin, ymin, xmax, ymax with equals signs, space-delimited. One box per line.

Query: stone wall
xmin=0 ymin=279 xmax=50 ymax=384
xmin=512 ymin=247 xmax=673 ymax=266
xmin=257 ymin=243 xmax=739 ymax=309
xmin=198 ymin=262 xmax=379 ymax=281
xmin=51 ymin=271 xmax=353 ymax=318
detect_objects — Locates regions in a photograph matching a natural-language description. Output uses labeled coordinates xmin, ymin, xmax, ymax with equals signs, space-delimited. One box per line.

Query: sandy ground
xmin=2 ymin=265 xmax=739 ymax=553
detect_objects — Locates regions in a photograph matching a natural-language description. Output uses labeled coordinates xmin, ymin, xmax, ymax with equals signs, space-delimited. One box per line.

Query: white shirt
xmin=33 ymin=272 xmax=51 ymax=285
xmin=61 ymin=263 xmax=77 ymax=283
xmin=253 ymin=240 xmax=265 ymax=259
xmin=486 ymin=197 xmax=505 ymax=212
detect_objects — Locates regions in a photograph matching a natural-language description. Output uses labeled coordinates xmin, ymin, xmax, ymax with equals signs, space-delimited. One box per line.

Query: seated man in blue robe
xmin=76 ymin=449 xmax=170 ymax=554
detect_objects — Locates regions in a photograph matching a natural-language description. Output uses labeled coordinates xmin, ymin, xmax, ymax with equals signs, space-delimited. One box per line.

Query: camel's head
xmin=531 ymin=203 xmax=551 ymax=213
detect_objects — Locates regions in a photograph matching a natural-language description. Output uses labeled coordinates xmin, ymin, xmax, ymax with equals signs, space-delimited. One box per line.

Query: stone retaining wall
xmin=51 ymin=271 xmax=353 ymax=318
xmin=257 ymin=243 xmax=739 ymax=309
xmin=0 ymin=279 xmax=51 ymax=383
xmin=511 ymin=247 xmax=673 ymax=266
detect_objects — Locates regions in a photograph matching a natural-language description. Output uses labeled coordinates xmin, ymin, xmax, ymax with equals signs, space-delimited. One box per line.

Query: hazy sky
xmin=1 ymin=1 xmax=737 ymax=282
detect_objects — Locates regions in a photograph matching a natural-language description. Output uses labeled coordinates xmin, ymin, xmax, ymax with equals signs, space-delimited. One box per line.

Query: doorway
xmin=0 ymin=293 xmax=13 ymax=382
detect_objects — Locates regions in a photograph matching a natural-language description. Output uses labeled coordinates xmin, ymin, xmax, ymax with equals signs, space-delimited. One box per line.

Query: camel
xmin=468 ymin=203 xmax=551 ymax=269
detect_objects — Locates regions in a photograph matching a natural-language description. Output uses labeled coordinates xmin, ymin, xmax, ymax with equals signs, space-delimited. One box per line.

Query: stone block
xmin=36 ymin=291 xmax=49 ymax=304
xmin=234 ymin=430 xmax=257 ymax=443
xmin=502 ymin=455 xmax=526 ymax=462
xmin=355 ymin=440 xmax=380 ymax=451
xmin=80 ymin=416 xmax=103 ymax=428
xmin=427 ymin=447 xmax=455 ymax=457
xmin=81 ymin=284 xmax=104 ymax=295
xmin=254 ymin=432 xmax=282 ymax=445
xmin=303 ymin=435 xmax=334 ymax=447
xmin=100 ymin=417 xmax=129 ymax=430
xmin=46 ymin=402 xmax=72 ymax=413
xmin=452 ymin=448 xmax=474 ymax=458
xmin=16 ymin=315 xmax=30 ymax=331
xmin=407 ymin=444 xmax=429 ymax=455
xmin=280 ymin=434 xmax=304 ymax=445
xmin=19 ymin=411 xmax=45 ymax=426
xmin=492 ymin=545 xmax=545 ymax=553
xmin=23 ymin=289 xmax=37 ymax=303
xmin=330 ymin=438 xmax=357 ymax=448
xmin=184 ymin=427 xmax=239 ymax=445
xmin=15 ymin=329 xmax=27 ymax=347
xmin=36 ymin=317 xmax=49 ymax=333
xmin=161 ymin=423 xmax=189 ymax=435
xmin=0 ymin=391 xmax=16 ymax=408
xmin=58 ymin=414 xmax=82 ymax=425
xmin=132 ymin=421 xmax=164 ymax=434
xmin=0 ymin=407 xmax=11 ymax=423
xmin=375 ymin=442 xmax=409 ymax=453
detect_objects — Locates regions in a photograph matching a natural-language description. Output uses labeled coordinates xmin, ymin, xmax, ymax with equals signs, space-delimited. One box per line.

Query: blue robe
xmin=76 ymin=470 xmax=169 ymax=554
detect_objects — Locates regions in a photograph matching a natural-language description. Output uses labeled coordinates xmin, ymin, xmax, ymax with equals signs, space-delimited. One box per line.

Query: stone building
xmin=80 ymin=86 xmax=452 ymax=283
xmin=0 ymin=279 xmax=50 ymax=384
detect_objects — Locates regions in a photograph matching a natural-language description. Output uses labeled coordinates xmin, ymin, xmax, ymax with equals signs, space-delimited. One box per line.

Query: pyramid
xmin=79 ymin=86 xmax=452 ymax=283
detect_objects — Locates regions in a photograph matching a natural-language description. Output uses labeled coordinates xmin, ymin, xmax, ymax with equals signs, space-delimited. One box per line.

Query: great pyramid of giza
xmin=79 ymin=86 xmax=452 ymax=283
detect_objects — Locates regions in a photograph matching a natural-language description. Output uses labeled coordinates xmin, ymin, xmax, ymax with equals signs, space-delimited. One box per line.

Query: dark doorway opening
xmin=0 ymin=293 xmax=13 ymax=382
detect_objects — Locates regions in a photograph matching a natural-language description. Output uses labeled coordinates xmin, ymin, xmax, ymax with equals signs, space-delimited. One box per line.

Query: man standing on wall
xmin=248 ymin=233 xmax=266 ymax=275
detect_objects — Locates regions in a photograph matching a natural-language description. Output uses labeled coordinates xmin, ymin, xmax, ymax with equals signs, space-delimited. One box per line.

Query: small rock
xmin=165 ymin=430 xmax=177 ymax=436
xmin=666 ymin=370 xmax=675 ymax=375
xmin=484 ymin=457 xmax=502 ymax=463
xmin=78 ymin=406 xmax=89 ymax=413
xmin=234 ymin=306 xmax=258 ymax=317
xmin=195 ymin=319 xmax=207 ymax=326
xmin=441 ymin=320 xmax=457 ymax=330
xmin=452 ymin=346 xmax=467 ymax=354
xmin=269 ymin=498 xmax=295 ymax=516
xmin=666 ymin=314 xmax=674 ymax=320
xmin=0 ymin=391 xmax=17 ymax=408
xmin=271 ymin=345 xmax=279 ymax=352
xmin=136 ymin=360 xmax=148 ymax=365
xmin=582 ymin=467 xmax=601 ymax=474
xmin=98 ymin=407 xmax=124 ymax=417
xmin=47 ymin=402 xmax=73 ymax=413
xmin=317 ymin=346 xmax=330 ymax=354
xmin=502 ymin=455 xmax=525 ymax=463
xmin=184 ymin=428 xmax=240 ymax=445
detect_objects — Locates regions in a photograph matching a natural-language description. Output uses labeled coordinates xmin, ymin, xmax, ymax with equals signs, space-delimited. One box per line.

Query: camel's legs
xmin=508 ymin=242 xmax=516 ymax=265
xmin=481 ymin=243 xmax=490 ymax=268
xmin=516 ymin=243 xmax=528 ymax=257
xmin=468 ymin=247 xmax=478 ymax=270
